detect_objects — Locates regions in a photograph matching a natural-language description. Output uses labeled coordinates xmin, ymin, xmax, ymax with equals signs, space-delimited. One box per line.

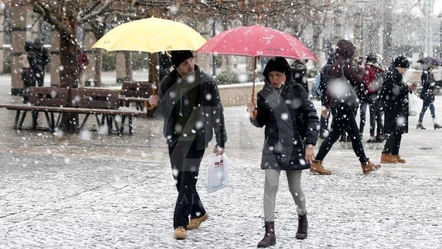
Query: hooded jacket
xmin=156 ymin=65 xmax=227 ymax=150
xmin=325 ymin=39 xmax=364 ymax=108
xmin=250 ymin=78 xmax=319 ymax=171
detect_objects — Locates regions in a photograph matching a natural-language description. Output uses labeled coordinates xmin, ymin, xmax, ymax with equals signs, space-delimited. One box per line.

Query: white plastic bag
xmin=207 ymin=153 xmax=229 ymax=193
xmin=408 ymin=91 xmax=419 ymax=116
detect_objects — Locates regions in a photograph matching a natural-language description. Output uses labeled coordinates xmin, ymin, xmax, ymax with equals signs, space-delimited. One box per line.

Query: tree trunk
xmin=124 ymin=51 xmax=133 ymax=81
xmin=58 ymin=2 xmax=79 ymax=132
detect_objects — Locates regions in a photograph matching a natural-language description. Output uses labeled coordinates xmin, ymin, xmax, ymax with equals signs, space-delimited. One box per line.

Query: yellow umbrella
xmin=92 ymin=17 xmax=206 ymax=52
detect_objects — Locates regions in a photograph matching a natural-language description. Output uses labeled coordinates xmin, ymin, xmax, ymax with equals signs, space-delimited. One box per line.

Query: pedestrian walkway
xmin=0 ymin=73 xmax=441 ymax=248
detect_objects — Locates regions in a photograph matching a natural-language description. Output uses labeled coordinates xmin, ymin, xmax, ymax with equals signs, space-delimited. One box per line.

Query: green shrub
xmin=101 ymin=52 xmax=115 ymax=71
xmin=2 ymin=52 xmax=10 ymax=74
xmin=307 ymin=68 xmax=319 ymax=78
xmin=215 ymin=70 xmax=264 ymax=85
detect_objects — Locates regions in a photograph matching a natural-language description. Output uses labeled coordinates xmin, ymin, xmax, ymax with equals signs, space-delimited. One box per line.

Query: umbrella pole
xmin=250 ymin=56 xmax=258 ymax=119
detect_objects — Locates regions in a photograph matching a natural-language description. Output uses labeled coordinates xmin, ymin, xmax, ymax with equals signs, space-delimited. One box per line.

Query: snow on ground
xmin=0 ymin=74 xmax=442 ymax=248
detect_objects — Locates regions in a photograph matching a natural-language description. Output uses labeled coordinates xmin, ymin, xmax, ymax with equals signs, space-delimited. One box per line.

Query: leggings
xmin=263 ymin=169 xmax=306 ymax=221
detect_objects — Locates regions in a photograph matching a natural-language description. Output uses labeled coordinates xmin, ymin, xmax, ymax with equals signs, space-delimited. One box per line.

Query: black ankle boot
xmin=257 ymin=221 xmax=276 ymax=248
xmin=295 ymin=214 xmax=308 ymax=240
xmin=435 ymin=123 xmax=442 ymax=130
xmin=417 ymin=124 xmax=426 ymax=130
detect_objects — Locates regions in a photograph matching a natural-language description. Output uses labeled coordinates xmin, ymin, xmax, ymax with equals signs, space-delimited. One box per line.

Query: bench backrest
xmin=121 ymin=81 xmax=155 ymax=98
xmin=28 ymin=87 xmax=69 ymax=106
xmin=70 ymin=88 xmax=119 ymax=109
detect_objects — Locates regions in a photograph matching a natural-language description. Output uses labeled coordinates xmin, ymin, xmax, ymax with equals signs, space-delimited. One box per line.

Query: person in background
xmin=247 ymin=57 xmax=319 ymax=247
xmin=291 ymin=59 xmax=309 ymax=94
xmin=18 ymin=41 xmax=36 ymax=103
xmin=380 ymin=56 xmax=417 ymax=163
xmin=159 ymin=52 xmax=172 ymax=81
xmin=32 ymin=39 xmax=49 ymax=87
xmin=364 ymin=52 xmax=385 ymax=143
xmin=310 ymin=39 xmax=381 ymax=175
xmin=416 ymin=64 xmax=442 ymax=130
xmin=318 ymin=53 xmax=335 ymax=139
xmin=148 ymin=50 xmax=227 ymax=240
xmin=77 ymin=49 xmax=89 ymax=76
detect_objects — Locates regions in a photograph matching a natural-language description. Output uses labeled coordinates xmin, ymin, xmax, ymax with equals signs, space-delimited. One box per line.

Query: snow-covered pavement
xmin=0 ymin=74 xmax=442 ymax=248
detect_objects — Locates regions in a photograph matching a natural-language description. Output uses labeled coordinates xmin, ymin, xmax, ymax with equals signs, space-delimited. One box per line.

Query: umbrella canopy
xmin=196 ymin=24 xmax=317 ymax=60
xmin=92 ymin=17 xmax=206 ymax=53
xmin=417 ymin=57 xmax=442 ymax=66
xmin=196 ymin=24 xmax=317 ymax=105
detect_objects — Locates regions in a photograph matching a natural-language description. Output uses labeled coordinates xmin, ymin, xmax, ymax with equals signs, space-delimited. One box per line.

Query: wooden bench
xmin=120 ymin=81 xmax=157 ymax=115
xmin=0 ymin=87 xmax=147 ymax=135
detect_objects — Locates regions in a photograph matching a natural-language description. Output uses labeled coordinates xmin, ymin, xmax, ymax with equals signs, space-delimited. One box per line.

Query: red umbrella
xmin=196 ymin=25 xmax=317 ymax=103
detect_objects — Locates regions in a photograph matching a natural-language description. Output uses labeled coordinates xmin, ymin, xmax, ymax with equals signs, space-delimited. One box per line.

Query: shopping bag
xmin=408 ymin=91 xmax=419 ymax=116
xmin=207 ymin=153 xmax=229 ymax=193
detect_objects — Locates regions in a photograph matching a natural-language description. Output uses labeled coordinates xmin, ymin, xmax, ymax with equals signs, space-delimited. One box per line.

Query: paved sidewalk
xmin=0 ymin=73 xmax=442 ymax=248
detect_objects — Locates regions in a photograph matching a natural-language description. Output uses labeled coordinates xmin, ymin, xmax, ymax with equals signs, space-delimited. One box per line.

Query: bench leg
xmin=79 ymin=113 xmax=90 ymax=131
xmin=44 ymin=112 xmax=54 ymax=132
xmin=128 ymin=116 xmax=133 ymax=135
xmin=14 ymin=110 xmax=21 ymax=129
xmin=31 ymin=111 xmax=39 ymax=129
xmin=17 ymin=110 xmax=29 ymax=130
xmin=120 ymin=116 xmax=126 ymax=134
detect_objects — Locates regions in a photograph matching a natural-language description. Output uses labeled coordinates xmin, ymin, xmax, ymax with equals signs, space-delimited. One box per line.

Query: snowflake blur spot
xmin=281 ymin=113 xmax=289 ymax=120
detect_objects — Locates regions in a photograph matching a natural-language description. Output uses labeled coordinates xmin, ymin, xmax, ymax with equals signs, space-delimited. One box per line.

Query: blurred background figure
xmin=417 ymin=63 xmax=442 ymax=130
xmin=363 ymin=52 xmax=385 ymax=143
xmin=18 ymin=41 xmax=36 ymax=103
xmin=32 ymin=39 xmax=50 ymax=87
xmin=291 ymin=59 xmax=309 ymax=93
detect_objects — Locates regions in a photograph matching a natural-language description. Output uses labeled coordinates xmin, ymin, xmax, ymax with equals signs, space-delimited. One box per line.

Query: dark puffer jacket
xmin=157 ymin=65 xmax=227 ymax=150
xmin=419 ymin=69 xmax=442 ymax=102
xmin=383 ymin=67 xmax=409 ymax=134
xmin=251 ymin=79 xmax=319 ymax=170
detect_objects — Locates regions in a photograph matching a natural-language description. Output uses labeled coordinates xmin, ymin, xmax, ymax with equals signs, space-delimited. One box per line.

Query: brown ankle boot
xmin=361 ymin=161 xmax=381 ymax=174
xmin=187 ymin=213 xmax=208 ymax=230
xmin=380 ymin=154 xmax=398 ymax=164
xmin=257 ymin=221 xmax=276 ymax=248
xmin=394 ymin=155 xmax=406 ymax=163
xmin=310 ymin=160 xmax=331 ymax=175
xmin=295 ymin=214 xmax=308 ymax=240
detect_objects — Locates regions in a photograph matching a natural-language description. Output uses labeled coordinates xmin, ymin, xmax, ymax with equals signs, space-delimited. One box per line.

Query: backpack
xmin=311 ymin=74 xmax=322 ymax=100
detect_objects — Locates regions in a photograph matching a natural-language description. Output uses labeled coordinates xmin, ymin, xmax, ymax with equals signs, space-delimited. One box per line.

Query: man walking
xmin=32 ymin=39 xmax=49 ymax=87
xmin=149 ymin=50 xmax=227 ymax=240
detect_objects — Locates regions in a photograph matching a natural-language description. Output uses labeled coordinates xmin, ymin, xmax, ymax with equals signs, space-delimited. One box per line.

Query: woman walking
xmin=247 ymin=57 xmax=319 ymax=247
xmin=416 ymin=64 xmax=442 ymax=130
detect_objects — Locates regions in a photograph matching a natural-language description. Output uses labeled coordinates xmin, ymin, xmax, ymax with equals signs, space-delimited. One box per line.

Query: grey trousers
xmin=264 ymin=169 xmax=307 ymax=221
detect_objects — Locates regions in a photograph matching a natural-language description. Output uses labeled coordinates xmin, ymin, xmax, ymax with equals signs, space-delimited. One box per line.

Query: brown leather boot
xmin=187 ymin=213 xmax=208 ymax=230
xmin=295 ymin=214 xmax=308 ymax=240
xmin=361 ymin=161 xmax=381 ymax=174
xmin=380 ymin=154 xmax=398 ymax=164
xmin=310 ymin=160 xmax=331 ymax=175
xmin=174 ymin=226 xmax=187 ymax=240
xmin=395 ymin=155 xmax=406 ymax=163
xmin=257 ymin=221 xmax=276 ymax=248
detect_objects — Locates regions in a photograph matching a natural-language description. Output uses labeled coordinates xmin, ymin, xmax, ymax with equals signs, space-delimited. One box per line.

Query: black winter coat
xmin=157 ymin=65 xmax=227 ymax=150
xmin=382 ymin=67 xmax=409 ymax=134
xmin=419 ymin=69 xmax=442 ymax=102
xmin=251 ymin=79 xmax=319 ymax=170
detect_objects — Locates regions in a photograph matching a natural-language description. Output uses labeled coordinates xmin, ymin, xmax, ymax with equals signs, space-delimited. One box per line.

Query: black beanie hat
xmin=394 ymin=56 xmax=410 ymax=68
xmin=171 ymin=50 xmax=194 ymax=68
xmin=263 ymin=57 xmax=291 ymax=81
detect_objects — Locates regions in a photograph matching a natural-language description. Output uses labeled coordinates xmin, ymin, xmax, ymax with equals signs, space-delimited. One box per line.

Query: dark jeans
xmin=359 ymin=99 xmax=369 ymax=134
xmin=168 ymin=140 xmax=206 ymax=229
xmin=316 ymin=104 xmax=368 ymax=164
xmin=368 ymin=94 xmax=384 ymax=137
xmin=382 ymin=132 xmax=402 ymax=155
xmin=320 ymin=112 xmax=329 ymax=138
xmin=418 ymin=98 xmax=436 ymax=123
